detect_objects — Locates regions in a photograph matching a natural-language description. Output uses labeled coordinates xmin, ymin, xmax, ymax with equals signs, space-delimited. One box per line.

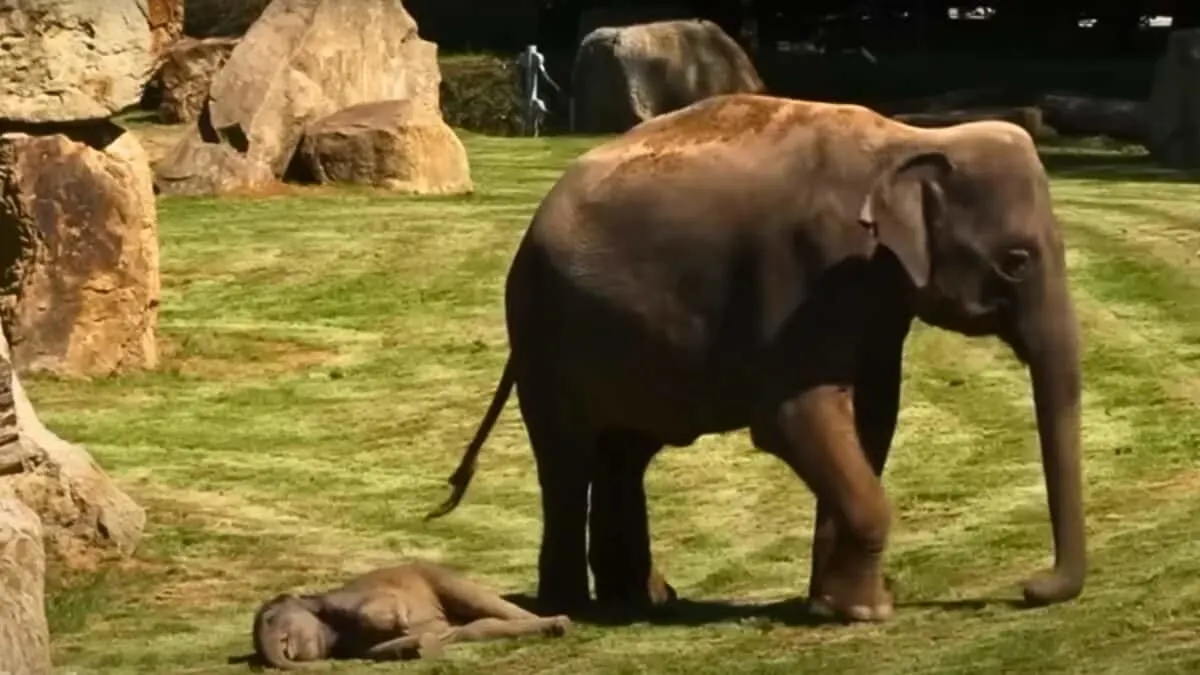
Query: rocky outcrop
xmin=0 ymin=499 xmax=52 ymax=675
xmin=158 ymin=37 xmax=241 ymax=124
xmin=1148 ymin=28 xmax=1200 ymax=167
xmin=571 ymin=18 xmax=765 ymax=134
xmin=0 ymin=0 xmax=158 ymax=123
xmin=149 ymin=0 xmax=186 ymax=65
xmin=0 ymin=125 xmax=160 ymax=378
xmin=0 ymin=329 xmax=145 ymax=568
xmin=155 ymin=0 xmax=446 ymax=196
xmin=296 ymin=100 xmax=472 ymax=194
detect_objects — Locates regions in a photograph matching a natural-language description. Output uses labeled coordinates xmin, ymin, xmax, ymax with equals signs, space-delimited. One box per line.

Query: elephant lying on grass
xmin=251 ymin=560 xmax=570 ymax=669
xmin=427 ymin=93 xmax=1085 ymax=623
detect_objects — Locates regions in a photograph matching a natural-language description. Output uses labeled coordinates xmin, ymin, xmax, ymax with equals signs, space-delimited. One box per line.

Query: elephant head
xmin=252 ymin=593 xmax=331 ymax=669
xmin=858 ymin=121 xmax=1086 ymax=606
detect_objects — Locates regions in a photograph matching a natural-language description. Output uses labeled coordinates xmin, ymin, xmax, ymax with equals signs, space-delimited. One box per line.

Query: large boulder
xmin=158 ymin=37 xmax=241 ymax=124
xmin=155 ymin=0 xmax=445 ymax=196
xmin=0 ymin=125 xmax=160 ymax=378
xmin=0 ymin=328 xmax=145 ymax=568
xmin=0 ymin=0 xmax=158 ymax=123
xmin=0 ymin=499 xmax=52 ymax=675
xmin=571 ymin=18 xmax=765 ymax=134
xmin=296 ymin=100 xmax=472 ymax=194
xmin=1148 ymin=28 xmax=1200 ymax=167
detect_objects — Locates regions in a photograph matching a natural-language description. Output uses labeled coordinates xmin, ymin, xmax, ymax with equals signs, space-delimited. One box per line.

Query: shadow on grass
xmin=500 ymin=592 xmax=1025 ymax=628
xmin=1040 ymin=150 xmax=1200 ymax=184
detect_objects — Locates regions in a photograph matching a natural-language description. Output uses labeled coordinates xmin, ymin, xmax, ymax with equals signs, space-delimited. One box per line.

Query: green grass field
xmin=36 ymin=129 xmax=1200 ymax=674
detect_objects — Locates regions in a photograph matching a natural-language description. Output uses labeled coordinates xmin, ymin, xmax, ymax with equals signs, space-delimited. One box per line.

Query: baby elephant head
xmin=252 ymin=593 xmax=331 ymax=670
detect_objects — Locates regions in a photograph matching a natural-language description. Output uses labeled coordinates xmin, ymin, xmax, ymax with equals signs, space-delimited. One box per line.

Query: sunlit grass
xmin=37 ymin=132 xmax=1200 ymax=674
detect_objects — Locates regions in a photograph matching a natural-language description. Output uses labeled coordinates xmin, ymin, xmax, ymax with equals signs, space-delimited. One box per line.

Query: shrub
xmin=184 ymin=0 xmax=270 ymax=37
xmin=439 ymin=54 xmax=524 ymax=136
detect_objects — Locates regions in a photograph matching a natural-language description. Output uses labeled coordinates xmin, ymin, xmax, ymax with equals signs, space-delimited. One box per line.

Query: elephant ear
xmin=858 ymin=151 xmax=954 ymax=289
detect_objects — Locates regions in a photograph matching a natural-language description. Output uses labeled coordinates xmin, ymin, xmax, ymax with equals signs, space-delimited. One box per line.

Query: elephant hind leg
xmin=588 ymin=429 xmax=675 ymax=613
xmin=751 ymin=385 xmax=894 ymax=622
xmin=516 ymin=376 xmax=595 ymax=615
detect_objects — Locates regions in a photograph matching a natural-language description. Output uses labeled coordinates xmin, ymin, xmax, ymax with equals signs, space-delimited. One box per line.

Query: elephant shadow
xmin=500 ymin=592 xmax=1027 ymax=628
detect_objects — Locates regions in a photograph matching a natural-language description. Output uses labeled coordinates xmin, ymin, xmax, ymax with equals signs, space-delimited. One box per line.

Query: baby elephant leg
xmin=364 ymin=616 xmax=571 ymax=661
xmin=449 ymin=616 xmax=572 ymax=642
xmin=363 ymin=628 xmax=448 ymax=662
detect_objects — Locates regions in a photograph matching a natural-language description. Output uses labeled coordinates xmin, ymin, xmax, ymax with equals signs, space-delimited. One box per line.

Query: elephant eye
xmin=997 ymin=248 xmax=1032 ymax=281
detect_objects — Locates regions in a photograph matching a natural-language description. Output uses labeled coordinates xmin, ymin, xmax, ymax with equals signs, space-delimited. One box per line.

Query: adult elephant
xmin=426 ymin=93 xmax=1086 ymax=623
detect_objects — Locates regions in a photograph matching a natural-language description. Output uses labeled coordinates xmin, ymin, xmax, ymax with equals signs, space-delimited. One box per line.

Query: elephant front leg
xmin=752 ymin=384 xmax=894 ymax=622
xmin=809 ymin=312 xmax=910 ymax=608
xmin=587 ymin=430 xmax=675 ymax=613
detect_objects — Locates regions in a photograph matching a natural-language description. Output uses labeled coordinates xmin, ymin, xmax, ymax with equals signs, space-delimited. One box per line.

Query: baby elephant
xmin=252 ymin=559 xmax=572 ymax=669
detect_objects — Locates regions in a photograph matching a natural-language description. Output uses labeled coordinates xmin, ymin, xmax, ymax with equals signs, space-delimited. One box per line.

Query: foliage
xmin=183 ymin=0 xmax=271 ymax=38
xmin=439 ymin=54 xmax=526 ymax=137
xmin=39 ymin=127 xmax=1200 ymax=674
xmin=754 ymin=53 xmax=1155 ymax=105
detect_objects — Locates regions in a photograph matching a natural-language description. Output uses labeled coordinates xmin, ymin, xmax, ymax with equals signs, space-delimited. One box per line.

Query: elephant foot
xmin=646 ymin=566 xmax=679 ymax=606
xmin=594 ymin=566 xmax=678 ymax=615
xmin=806 ymin=551 xmax=893 ymax=623
xmin=543 ymin=616 xmax=574 ymax=637
xmin=808 ymin=592 xmax=893 ymax=622
xmin=415 ymin=633 xmax=446 ymax=660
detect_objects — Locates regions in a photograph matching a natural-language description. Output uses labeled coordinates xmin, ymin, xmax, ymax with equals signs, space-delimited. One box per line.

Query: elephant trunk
xmin=1012 ymin=273 xmax=1087 ymax=606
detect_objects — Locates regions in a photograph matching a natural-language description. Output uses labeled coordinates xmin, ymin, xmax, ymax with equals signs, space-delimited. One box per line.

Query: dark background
xmin=406 ymin=0 xmax=1192 ymax=105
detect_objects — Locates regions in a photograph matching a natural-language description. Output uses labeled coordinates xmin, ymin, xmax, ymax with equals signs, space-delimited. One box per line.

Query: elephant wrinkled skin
xmin=427 ymin=93 xmax=1086 ymax=623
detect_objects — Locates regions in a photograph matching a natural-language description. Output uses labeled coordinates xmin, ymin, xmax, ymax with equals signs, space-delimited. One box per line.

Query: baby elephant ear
xmin=858 ymin=151 xmax=953 ymax=289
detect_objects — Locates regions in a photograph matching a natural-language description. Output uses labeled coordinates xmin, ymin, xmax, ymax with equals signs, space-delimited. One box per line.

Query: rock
xmin=158 ymin=37 xmax=241 ymax=124
xmin=149 ymin=0 xmax=185 ymax=66
xmin=152 ymin=127 xmax=276 ymax=195
xmin=571 ymin=18 xmax=765 ymax=134
xmin=0 ymin=124 xmax=161 ymax=378
xmin=0 ymin=0 xmax=157 ymax=123
xmin=0 ymin=499 xmax=52 ymax=675
xmin=1148 ymin=29 xmax=1200 ymax=167
xmin=0 ymin=328 xmax=145 ymax=568
xmin=1038 ymin=93 xmax=1147 ymax=143
xmin=296 ymin=100 xmax=472 ymax=194
xmin=156 ymin=0 xmax=445 ymax=195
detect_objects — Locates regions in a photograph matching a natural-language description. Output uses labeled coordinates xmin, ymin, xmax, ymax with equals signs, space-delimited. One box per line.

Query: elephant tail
xmin=424 ymin=356 xmax=515 ymax=520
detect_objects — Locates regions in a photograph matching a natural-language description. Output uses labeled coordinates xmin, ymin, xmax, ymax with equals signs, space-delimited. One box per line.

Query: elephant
xmin=425 ymin=92 xmax=1086 ymax=623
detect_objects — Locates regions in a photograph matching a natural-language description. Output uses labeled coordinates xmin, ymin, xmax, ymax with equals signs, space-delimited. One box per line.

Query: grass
xmin=33 ymin=127 xmax=1200 ymax=674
